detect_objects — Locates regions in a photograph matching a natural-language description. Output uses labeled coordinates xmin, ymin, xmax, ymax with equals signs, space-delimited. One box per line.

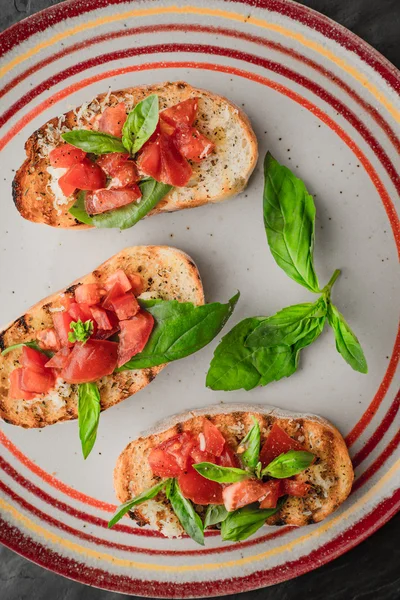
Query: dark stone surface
xmin=0 ymin=0 xmax=399 ymax=599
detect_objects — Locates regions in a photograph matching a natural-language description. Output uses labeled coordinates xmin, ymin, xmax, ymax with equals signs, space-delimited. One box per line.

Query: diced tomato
xmin=102 ymin=282 xmax=125 ymax=310
xmin=97 ymin=153 xmax=139 ymax=188
xmin=136 ymin=136 xmax=161 ymax=179
xmin=58 ymin=172 xmax=77 ymax=197
xmin=137 ymin=133 xmax=192 ymax=187
xmin=149 ymin=432 xmax=196 ymax=477
xmin=260 ymin=424 xmax=306 ymax=468
xmin=20 ymin=367 xmax=55 ymax=394
xmin=161 ymin=98 xmax=198 ymax=127
xmin=61 ymin=339 xmax=118 ymax=384
xmin=190 ymin=444 xmax=215 ymax=465
xmin=179 ymin=465 xmax=223 ymax=505
xmin=68 ymin=302 xmax=94 ymax=323
xmin=37 ymin=328 xmax=60 ymax=352
xmin=129 ymin=273 xmax=144 ymax=296
xmin=159 ymin=119 xmax=175 ymax=136
xmin=75 ymin=283 xmax=101 ymax=306
xmin=93 ymin=310 xmax=120 ymax=340
xmin=98 ymin=102 xmax=127 ymax=137
xmin=44 ymin=346 xmax=71 ymax=369
xmin=85 ymin=186 xmax=141 ymax=215
xmin=259 ymin=480 xmax=282 ymax=509
xmin=281 ymin=479 xmax=310 ymax=497
xmin=97 ymin=153 xmax=130 ymax=176
xmin=60 ymin=160 xmax=106 ymax=192
xmin=52 ymin=311 xmax=74 ymax=347
xmin=111 ymin=293 xmax=140 ymax=320
xmin=148 ymin=448 xmax=182 ymax=478
xmin=173 ymin=123 xmax=215 ymax=162
xmin=117 ymin=311 xmax=154 ymax=367
xmin=217 ymin=443 xmax=240 ymax=468
xmin=9 ymin=368 xmax=35 ymax=400
xmin=202 ymin=419 xmax=225 ymax=457
xmin=20 ymin=346 xmax=49 ymax=372
xmin=49 ymin=144 xmax=86 ymax=168
xmin=223 ymin=480 xmax=266 ymax=512
xmin=110 ymin=162 xmax=139 ymax=189
xmin=105 ymin=269 xmax=132 ymax=293
xmin=90 ymin=306 xmax=112 ymax=330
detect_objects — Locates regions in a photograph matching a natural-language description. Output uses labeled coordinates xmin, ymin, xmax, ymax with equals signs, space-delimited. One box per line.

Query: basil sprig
xmin=108 ymin=480 xmax=170 ymax=528
xmin=261 ymin=450 xmax=314 ymax=478
xmin=204 ymin=504 xmax=229 ymax=528
xmin=118 ymin=292 xmax=239 ymax=371
xmin=221 ymin=504 xmax=281 ymax=542
xmin=68 ymin=319 xmax=93 ymax=344
xmin=78 ymin=382 xmax=101 ymax=459
xmin=239 ymin=417 xmax=261 ymax=468
xmin=327 ymin=303 xmax=368 ymax=374
xmin=193 ymin=463 xmax=250 ymax=483
xmin=166 ymin=479 xmax=204 ymax=545
xmin=1 ymin=341 xmax=53 ymax=358
xmin=62 ymin=130 xmax=127 ymax=154
xmin=122 ymin=95 xmax=159 ymax=154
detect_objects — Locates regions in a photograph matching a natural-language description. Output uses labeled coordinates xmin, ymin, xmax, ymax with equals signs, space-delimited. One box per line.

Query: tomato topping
xmin=68 ymin=302 xmax=94 ymax=323
xmin=173 ymin=124 xmax=214 ymax=163
xmin=97 ymin=153 xmax=130 ymax=176
xmin=58 ymin=172 xmax=77 ymax=197
xmin=105 ymin=269 xmax=132 ymax=293
xmin=129 ymin=273 xmax=144 ymax=296
xmin=202 ymin=420 xmax=225 ymax=456
xmin=75 ymin=283 xmax=101 ymax=306
xmin=259 ymin=480 xmax=281 ymax=509
xmin=137 ymin=133 xmax=192 ymax=187
xmin=20 ymin=346 xmax=49 ymax=372
xmin=223 ymin=480 xmax=266 ymax=512
xmin=61 ymin=339 xmax=118 ymax=384
xmin=148 ymin=448 xmax=182 ymax=478
xmin=178 ymin=465 xmax=223 ymax=505
xmin=98 ymin=102 xmax=127 ymax=137
xmin=85 ymin=186 xmax=141 ymax=215
xmin=281 ymin=479 xmax=310 ymax=497
xmin=44 ymin=346 xmax=71 ymax=369
xmin=259 ymin=424 xmax=305 ymax=468
xmin=20 ymin=367 xmax=56 ymax=394
xmin=110 ymin=162 xmax=139 ymax=189
xmin=136 ymin=136 xmax=161 ymax=179
xmin=190 ymin=445 xmax=215 ymax=464
xmin=90 ymin=306 xmax=113 ymax=330
xmin=49 ymin=144 xmax=86 ymax=168
xmin=9 ymin=369 xmax=35 ymax=400
xmin=52 ymin=312 xmax=74 ymax=347
xmin=93 ymin=310 xmax=120 ymax=340
xmin=149 ymin=432 xmax=196 ymax=477
xmin=37 ymin=328 xmax=60 ymax=352
xmin=111 ymin=293 xmax=140 ymax=320
xmin=102 ymin=282 xmax=125 ymax=310
xmin=60 ymin=160 xmax=106 ymax=193
xmin=117 ymin=311 xmax=154 ymax=367
xmin=217 ymin=443 xmax=240 ymax=468
xmin=160 ymin=98 xmax=198 ymax=127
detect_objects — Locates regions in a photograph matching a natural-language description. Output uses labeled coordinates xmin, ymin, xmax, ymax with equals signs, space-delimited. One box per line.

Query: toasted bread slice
xmin=114 ymin=404 xmax=354 ymax=536
xmin=13 ymin=81 xmax=258 ymax=228
xmin=0 ymin=246 xmax=204 ymax=428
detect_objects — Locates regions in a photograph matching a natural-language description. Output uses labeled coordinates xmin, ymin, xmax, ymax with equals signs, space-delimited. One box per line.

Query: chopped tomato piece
xmin=110 ymin=162 xmax=139 ymax=189
xmin=20 ymin=346 xmax=49 ymax=372
xmin=58 ymin=172 xmax=77 ymax=197
xmin=93 ymin=310 xmax=120 ymax=340
xmin=259 ymin=480 xmax=281 ymax=509
xmin=223 ymin=480 xmax=266 ymax=512
xmin=281 ymin=479 xmax=310 ymax=497
xmin=137 ymin=133 xmax=192 ymax=187
xmin=20 ymin=367 xmax=55 ymax=394
xmin=37 ymin=328 xmax=60 ymax=352
xmin=85 ymin=186 xmax=141 ymax=215
xmin=117 ymin=311 xmax=154 ymax=367
xmin=102 ymin=282 xmax=125 ymax=310
xmin=49 ymin=144 xmax=86 ymax=168
xmin=97 ymin=153 xmax=130 ymax=176
xmin=161 ymin=98 xmax=198 ymax=127
xmin=9 ymin=369 xmax=35 ymax=400
xmin=61 ymin=339 xmax=118 ymax=384
xmin=202 ymin=419 xmax=225 ymax=457
xmin=75 ymin=283 xmax=101 ymax=306
xmin=60 ymin=160 xmax=106 ymax=192
xmin=52 ymin=311 xmax=74 ymax=347
xmin=90 ymin=306 xmax=112 ymax=330
xmin=105 ymin=269 xmax=132 ymax=293
xmin=98 ymin=102 xmax=127 ymax=137
xmin=217 ymin=443 xmax=240 ymax=468
xmin=178 ymin=465 xmax=223 ymax=505
xmin=111 ymin=293 xmax=140 ymax=320
xmin=44 ymin=346 xmax=71 ymax=369
xmin=173 ymin=124 xmax=214 ymax=162
xmin=68 ymin=302 xmax=94 ymax=323
xmin=148 ymin=448 xmax=182 ymax=478
xmin=149 ymin=432 xmax=196 ymax=477
xmin=260 ymin=424 xmax=305 ymax=468
xmin=129 ymin=273 xmax=144 ymax=296
xmin=136 ymin=136 xmax=161 ymax=179
xmin=190 ymin=443 xmax=215 ymax=465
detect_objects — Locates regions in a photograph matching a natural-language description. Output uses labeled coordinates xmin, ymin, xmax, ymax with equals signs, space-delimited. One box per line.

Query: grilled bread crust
xmin=13 ymin=81 xmax=258 ymax=228
xmin=0 ymin=246 xmax=204 ymax=428
xmin=114 ymin=404 xmax=354 ymax=535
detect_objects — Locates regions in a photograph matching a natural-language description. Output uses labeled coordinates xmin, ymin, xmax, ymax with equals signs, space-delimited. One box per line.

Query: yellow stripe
xmin=1 ymin=5 xmax=399 ymax=122
xmin=1 ymin=459 xmax=399 ymax=573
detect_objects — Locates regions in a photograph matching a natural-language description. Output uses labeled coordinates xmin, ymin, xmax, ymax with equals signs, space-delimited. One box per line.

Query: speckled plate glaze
xmin=0 ymin=0 xmax=399 ymax=596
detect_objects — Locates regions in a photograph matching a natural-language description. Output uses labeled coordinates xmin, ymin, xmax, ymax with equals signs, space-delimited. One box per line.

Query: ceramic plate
xmin=0 ymin=0 xmax=399 ymax=596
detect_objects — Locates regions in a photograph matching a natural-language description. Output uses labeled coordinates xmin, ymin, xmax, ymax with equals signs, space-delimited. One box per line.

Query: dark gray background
xmin=0 ymin=1 xmax=399 ymax=599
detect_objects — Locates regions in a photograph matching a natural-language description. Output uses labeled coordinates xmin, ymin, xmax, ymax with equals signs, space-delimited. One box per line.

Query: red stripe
xmin=0 ymin=488 xmax=399 ymax=596
xmin=0 ymin=24 xmax=398 ymax=155
xmin=352 ymin=430 xmax=400 ymax=493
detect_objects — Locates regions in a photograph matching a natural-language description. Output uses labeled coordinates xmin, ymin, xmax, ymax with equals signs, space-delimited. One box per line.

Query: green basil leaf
xmin=1 ymin=341 xmax=53 ymax=358
xmin=78 ymin=382 xmax=101 ymax=459
xmin=262 ymin=449 xmax=314 ymax=478
xmin=239 ymin=417 xmax=261 ymax=468
xmin=122 ymin=94 xmax=159 ymax=154
xmin=206 ymin=318 xmax=298 ymax=391
xmin=108 ymin=480 xmax=169 ymax=528
xmin=264 ymin=152 xmax=320 ymax=293
xmin=62 ymin=130 xmax=127 ymax=154
xmin=327 ymin=303 xmax=368 ymax=373
xmin=91 ymin=178 xmax=172 ymax=230
xmin=193 ymin=462 xmax=250 ymax=483
xmin=246 ymin=299 xmax=326 ymax=348
xmin=118 ymin=292 xmax=239 ymax=371
xmin=221 ymin=503 xmax=280 ymax=542
xmin=69 ymin=191 xmax=94 ymax=225
xmin=68 ymin=319 xmax=93 ymax=344
xmin=204 ymin=504 xmax=229 ymax=528
xmin=166 ymin=479 xmax=204 ymax=545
